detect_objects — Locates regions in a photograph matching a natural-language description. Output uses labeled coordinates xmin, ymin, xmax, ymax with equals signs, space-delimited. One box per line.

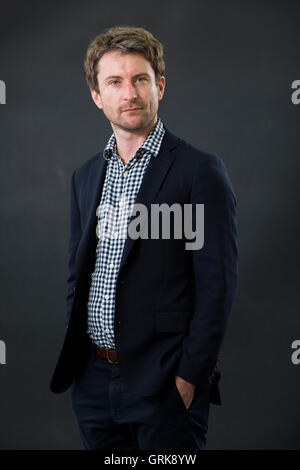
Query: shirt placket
xmin=103 ymin=156 xmax=128 ymax=347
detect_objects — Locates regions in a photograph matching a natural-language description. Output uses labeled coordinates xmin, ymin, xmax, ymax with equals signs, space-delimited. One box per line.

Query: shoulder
xmin=176 ymin=135 xmax=222 ymax=169
xmin=166 ymin=130 xmax=236 ymax=200
xmin=167 ymin=128 xmax=229 ymax=177
xmin=163 ymin=126 xmax=222 ymax=169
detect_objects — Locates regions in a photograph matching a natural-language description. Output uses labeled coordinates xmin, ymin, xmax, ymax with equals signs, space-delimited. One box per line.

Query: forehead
xmin=97 ymin=50 xmax=154 ymax=76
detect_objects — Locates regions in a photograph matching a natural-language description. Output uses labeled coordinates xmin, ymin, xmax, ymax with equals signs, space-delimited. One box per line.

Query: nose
xmin=123 ymin=81 xmax=137 ymax=102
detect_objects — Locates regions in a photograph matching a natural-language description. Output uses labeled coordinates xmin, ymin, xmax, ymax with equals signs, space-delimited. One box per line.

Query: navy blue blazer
xmin=50 ymin=126 xmax=239 ymax=405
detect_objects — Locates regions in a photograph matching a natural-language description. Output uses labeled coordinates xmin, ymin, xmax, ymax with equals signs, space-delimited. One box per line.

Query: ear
xmin=90 ymin=88 xmax=103 ymax=110
xmin=157 ymin=76 xmax=166 ymax=102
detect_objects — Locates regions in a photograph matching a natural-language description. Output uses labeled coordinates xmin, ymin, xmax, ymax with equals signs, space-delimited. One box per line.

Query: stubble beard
xmin=107 ymin=106 xmax=157 ymax=133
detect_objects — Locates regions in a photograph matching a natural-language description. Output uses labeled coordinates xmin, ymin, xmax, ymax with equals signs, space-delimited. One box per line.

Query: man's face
xmin=90 ymin=50 xmax=165 ymax=132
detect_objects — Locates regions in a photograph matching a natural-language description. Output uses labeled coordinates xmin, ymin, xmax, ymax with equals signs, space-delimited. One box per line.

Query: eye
xmin=110 ymin=80 xmax=120 ymax=86
xmin=137 ymin=77 xmax=147 ymax=82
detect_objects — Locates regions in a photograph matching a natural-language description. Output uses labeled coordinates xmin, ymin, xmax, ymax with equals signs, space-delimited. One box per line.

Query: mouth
xmin=124 ymin=108 xmax=142 ymax=113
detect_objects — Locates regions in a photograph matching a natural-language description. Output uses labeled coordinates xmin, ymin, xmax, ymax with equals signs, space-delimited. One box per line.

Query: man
xmin=50 ymin=25 xmax=239 ymax=451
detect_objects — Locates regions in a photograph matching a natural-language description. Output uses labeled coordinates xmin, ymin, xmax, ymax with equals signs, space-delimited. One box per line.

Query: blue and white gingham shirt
xmin=87 ymin=117 xmax=165 ymax=348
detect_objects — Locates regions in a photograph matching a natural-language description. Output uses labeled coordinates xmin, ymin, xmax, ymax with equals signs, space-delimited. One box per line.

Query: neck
xmin=112 ymin=116 xmax=158 ymax=165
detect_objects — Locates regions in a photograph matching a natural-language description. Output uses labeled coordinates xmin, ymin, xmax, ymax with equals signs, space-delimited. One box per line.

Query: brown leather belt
xmin=94 ymin=345 xmax=118 ymax=364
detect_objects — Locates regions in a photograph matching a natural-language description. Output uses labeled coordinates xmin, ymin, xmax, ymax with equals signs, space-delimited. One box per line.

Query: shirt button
xmin=110 ymin=263 xmax=114 ymax=269
xmin=114 ymin=232 xmax=118 ymax=238
xmin=105 ymin=294 xmax=109 ymax=300
xmin=105 ymin=328 xmax=110 ymax=334
xmin=123 ymin=171 xmax=128 ymax=177
xmin=119 ymin=200 xmax=123 ymax=207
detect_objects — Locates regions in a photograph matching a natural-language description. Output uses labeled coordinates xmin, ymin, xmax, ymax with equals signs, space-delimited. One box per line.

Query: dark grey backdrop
xmin=0 ymin=0 xmax=299 ymax=450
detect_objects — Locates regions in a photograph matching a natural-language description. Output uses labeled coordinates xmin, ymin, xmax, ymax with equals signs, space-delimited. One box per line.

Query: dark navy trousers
xmin=69 ymin=341 xmax=210 ymax=451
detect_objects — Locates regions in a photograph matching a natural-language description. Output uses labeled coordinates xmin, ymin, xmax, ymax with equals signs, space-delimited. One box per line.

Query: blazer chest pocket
xmin=155 ymin=310 xmax=193 ymax=332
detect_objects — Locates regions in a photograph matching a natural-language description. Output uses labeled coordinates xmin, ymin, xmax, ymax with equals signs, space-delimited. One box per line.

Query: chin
xmin=122 ymin=117 xmax=148 ymax=130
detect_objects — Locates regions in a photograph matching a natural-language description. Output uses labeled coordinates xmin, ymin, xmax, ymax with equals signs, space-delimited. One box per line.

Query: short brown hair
xmin=84 ymin=25 xmax=165 ymax=93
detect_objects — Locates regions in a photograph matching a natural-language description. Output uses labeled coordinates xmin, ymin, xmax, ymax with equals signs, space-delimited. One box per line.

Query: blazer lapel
xmin=118 ymin=127 xmax=180 ymax=274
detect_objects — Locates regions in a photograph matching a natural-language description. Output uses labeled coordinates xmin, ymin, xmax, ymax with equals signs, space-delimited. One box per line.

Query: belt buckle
xmin=106 ymin=348 xmax=117 ymax=364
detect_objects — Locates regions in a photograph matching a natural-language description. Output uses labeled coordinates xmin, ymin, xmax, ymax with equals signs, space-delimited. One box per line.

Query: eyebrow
xmin=104 ymin=73 xmax=151 ymax=83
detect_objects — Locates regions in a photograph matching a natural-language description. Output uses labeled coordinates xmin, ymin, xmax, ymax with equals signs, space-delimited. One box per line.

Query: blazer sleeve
xmin=175 ymin=155 xmax=239 ymax=389
xmin=65 ymin=168 xmax=82 ymax=330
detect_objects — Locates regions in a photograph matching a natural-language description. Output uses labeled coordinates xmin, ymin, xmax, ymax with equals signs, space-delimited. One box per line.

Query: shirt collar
xmin=102 ymin=116 xmax=165 ymax=161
